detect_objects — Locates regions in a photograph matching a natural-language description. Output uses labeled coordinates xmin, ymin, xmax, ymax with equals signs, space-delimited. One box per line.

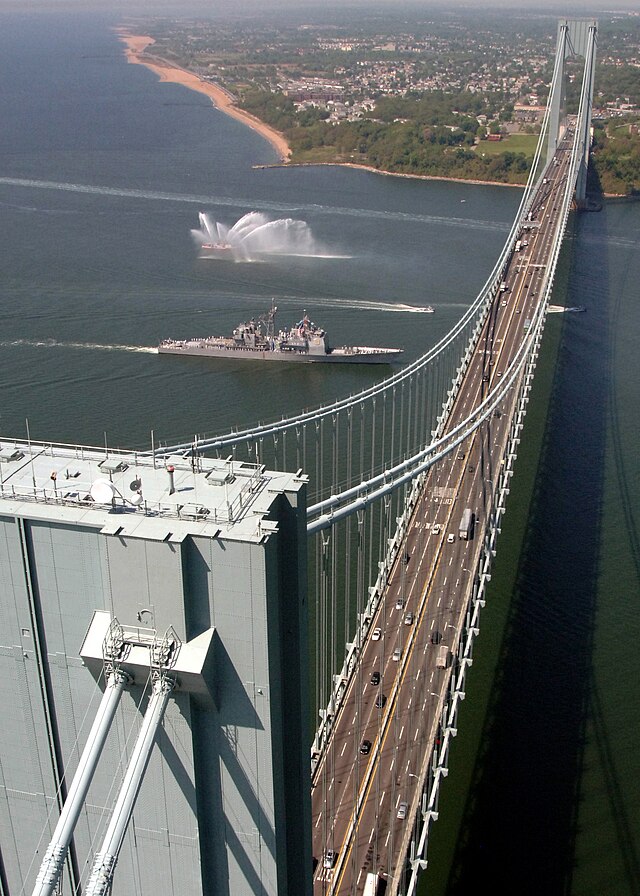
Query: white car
xmin=431 ymin=523 xmax=441 ymax=534
xmin=323 ymin=849 xmax=337 ymax=869
xmin=447 ymin=533 xmax=455 ymax=543
xmin=372 ymin=627 xmax=382 ymax=641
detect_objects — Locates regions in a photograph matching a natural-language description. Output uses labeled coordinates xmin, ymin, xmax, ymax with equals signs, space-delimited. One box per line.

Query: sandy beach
xmin=115 ymin=31 xmax=537 ymax=192
xmin=115 ymin=30 xmax=291 ymax=162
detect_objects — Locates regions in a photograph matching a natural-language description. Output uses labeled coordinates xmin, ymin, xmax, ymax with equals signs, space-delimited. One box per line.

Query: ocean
xmin=1 ymin=9 xmax=639 ymax=896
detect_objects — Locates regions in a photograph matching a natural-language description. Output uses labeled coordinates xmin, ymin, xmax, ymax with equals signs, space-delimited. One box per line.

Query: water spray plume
xmin=191 ymin=211 xmax=322 ymax=261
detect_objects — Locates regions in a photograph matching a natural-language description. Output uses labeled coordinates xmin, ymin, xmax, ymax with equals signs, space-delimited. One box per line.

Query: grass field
xmin=476 ymin=133 xmax=538 ymax=159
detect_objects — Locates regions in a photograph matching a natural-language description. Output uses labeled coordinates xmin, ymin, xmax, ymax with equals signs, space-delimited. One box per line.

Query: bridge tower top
xmin=548 ymin=19 xmax=598 ymax=202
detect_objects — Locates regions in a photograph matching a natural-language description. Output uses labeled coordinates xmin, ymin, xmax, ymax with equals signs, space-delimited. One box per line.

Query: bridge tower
xmin=0 ymin=441 xmax=311 ymax=896
xmin=548 ymin=18 xmax=598 ymax=204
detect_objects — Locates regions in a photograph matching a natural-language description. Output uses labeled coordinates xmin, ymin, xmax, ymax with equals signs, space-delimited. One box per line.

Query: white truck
xmin=458 ymin=507 xmax=474 ymax=540
xmin=363 ymin=872 xmax=383 ymax=895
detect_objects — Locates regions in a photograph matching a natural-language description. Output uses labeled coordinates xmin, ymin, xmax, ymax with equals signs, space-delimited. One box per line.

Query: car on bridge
xmin=360 ymin=739 xmax=372 ymax=755
xmin=372 ymin=627 xmax=382 ymax=640
xmin=393 ymin=647 xmax=402 ymax=661
xmin=397 ymin=801 xmax=408 ymax=820
xmin=431 ymin=630 xmax=442 ymax=644
xmin=323 ymin=849 xmax=337 ymax=869
xmin=370 ymin=670 xmax=380 ymax=685
xmin=375 ymin=693 xmax=386 ymax=708
xmin=404 ymin=612 xmax=414 ymax=625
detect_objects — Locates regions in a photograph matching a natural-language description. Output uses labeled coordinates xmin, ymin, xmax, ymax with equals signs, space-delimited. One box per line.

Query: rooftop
xmin=0 ymin=438 xmax=305 ymax=544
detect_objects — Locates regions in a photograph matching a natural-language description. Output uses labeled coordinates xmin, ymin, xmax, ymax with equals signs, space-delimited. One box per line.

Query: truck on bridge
xmin=363 ymin=872 xmax=384 ymax=895
xmin=458 ymin=507 xmax=474 ymax=540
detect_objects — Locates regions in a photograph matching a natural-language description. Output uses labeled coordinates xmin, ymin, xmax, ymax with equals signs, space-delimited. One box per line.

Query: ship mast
xmin=261 ymin=299 xmax=278 ymax=340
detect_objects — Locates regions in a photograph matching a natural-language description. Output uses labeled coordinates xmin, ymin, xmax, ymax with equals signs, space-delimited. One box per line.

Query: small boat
xmin=200 ymin=241 xmax=234 ymax=256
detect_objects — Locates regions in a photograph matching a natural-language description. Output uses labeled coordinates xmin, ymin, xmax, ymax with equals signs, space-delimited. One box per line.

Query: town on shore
xmin=118 ymin=6 xmax=639 ymax=196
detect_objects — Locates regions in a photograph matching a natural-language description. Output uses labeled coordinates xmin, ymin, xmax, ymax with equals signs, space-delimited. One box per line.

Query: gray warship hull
xmin=158 ymin=304 xmax=403 ymax=364
xmin=158 ymin=339 xmax=403 ymax=364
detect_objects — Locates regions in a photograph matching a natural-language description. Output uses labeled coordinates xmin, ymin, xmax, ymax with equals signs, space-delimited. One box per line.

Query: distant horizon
xmin=0 ymin=0 xmax=638 ymax=15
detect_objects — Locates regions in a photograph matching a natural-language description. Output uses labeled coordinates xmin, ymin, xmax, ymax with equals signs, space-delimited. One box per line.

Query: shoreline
xmin=114 ymin=30 xmax=521 ymax=190
xmin=256 ymin=160 xmax=527 ymax=189
xmin=115 ymin=30 xmax=628 ymax=198
xmin=115 ymin=30 xmax=291 ymax=163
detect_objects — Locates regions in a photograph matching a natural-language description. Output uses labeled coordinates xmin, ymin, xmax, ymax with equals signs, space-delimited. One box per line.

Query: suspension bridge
xmin=0 ymin=18 xmax=596 ymax=896
xmin=150 ymin=19 xmax=597 ymax=896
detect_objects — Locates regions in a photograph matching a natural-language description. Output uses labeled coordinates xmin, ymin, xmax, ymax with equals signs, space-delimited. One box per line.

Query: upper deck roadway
xmin=311 ymin=124 xmax=575 ymax=895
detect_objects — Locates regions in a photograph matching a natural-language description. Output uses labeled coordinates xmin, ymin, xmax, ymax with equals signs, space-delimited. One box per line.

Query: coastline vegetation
xmin=141 ymin=8 xmax=640 ymax=196
xmin=239 ymin=88 xmax=533 ymax=185
xmin=238 ymin=85 xmax=639 ymax=196
xmin=590 ymin=120 xmax=640 ymax=197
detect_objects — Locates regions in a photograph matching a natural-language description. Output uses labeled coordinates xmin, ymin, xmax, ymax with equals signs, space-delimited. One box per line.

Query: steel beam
xmin=84 ymin=674 xmax=175 ymax=896
xmin=31 ymin=671 xmax=128 ymax=896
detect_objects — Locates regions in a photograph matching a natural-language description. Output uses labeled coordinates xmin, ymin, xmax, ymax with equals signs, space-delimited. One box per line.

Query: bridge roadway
xmin=311 ymin=124 xmax=575 ymax=895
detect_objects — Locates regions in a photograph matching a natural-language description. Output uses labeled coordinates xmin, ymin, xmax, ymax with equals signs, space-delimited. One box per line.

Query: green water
xmin=422 ymin=202 xmax=640 ymax=895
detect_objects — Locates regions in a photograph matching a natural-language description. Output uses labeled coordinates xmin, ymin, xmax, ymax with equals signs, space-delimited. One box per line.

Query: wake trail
xmin=0 ymin=177 xmax=509 ymax=232
xmin=275 ymin=297 xmax=438 ymax=313
xmin=1 ymin=339 xmax=156 ymax=353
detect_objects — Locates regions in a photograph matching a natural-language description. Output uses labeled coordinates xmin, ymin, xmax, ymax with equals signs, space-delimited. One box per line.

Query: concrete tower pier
xmin=0 ymin=439 xmax=310 ymax=896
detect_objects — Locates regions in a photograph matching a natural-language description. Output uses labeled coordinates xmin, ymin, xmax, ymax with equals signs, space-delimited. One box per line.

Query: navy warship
xmin=158 ymin=304 xmax=403 ymax=364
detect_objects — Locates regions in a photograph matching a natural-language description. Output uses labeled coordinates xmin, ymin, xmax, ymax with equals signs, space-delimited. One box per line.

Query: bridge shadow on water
xmin=423 ymin=176 xmax=634 ymax=896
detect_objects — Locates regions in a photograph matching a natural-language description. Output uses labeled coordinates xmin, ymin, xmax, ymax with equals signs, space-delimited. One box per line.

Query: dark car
xmin=370 ymin=670 xmax=381 ymax=686
xmin=430 ymin=630 xmax=442 ymax=645
xmin=360 ymin=739 xmax=372 ymax=755
xmin=375 ymin=693 xmax=386 ymax=709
